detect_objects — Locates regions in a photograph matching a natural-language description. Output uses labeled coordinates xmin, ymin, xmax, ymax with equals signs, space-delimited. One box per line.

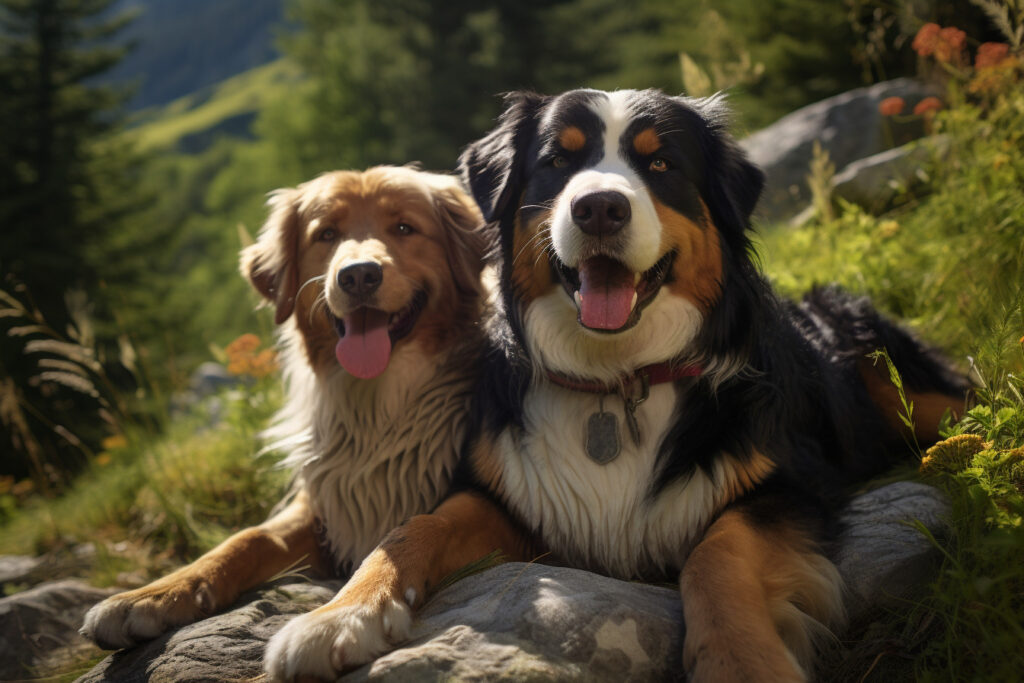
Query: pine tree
xmin=0 ymin=0 xmax=134 ymax=311
xmin=0 ymin=0 xmax=135 ymax=485
xmin=265 ymin=0 xmax=609 ymax=176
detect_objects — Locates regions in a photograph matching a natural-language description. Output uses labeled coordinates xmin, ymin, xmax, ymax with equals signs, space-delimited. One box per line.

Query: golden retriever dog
xmin=81 ymin=167 xmax=488 ymax=673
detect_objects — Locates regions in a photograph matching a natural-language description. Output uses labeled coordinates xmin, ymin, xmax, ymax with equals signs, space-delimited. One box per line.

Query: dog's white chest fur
xmin=269 ymin=342 xmax=472 ymax=571
xmin=498 ymin=381 xmax=722 ymax=579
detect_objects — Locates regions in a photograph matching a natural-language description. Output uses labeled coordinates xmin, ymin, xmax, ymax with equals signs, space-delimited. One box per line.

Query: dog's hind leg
xmin=81 ymin=490 xmax=324 ymax=650
xmin=263 ymin=490 xmax=534 ymax=682
xmin=680 ymin=507 xmax=845 ymax=683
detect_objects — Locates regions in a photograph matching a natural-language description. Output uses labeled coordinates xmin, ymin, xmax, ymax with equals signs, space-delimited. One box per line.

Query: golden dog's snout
xmin=337 ymin=261 xmax=383 ymax=298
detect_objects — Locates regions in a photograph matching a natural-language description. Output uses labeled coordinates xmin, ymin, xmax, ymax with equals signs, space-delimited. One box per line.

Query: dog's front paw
xmin=80 ymin=576 xmax=215 ymax=650
xmin=684 ymin=640 xmax=806 ymax=683
xmin=264 ymin=596 xmax=413 ymax=682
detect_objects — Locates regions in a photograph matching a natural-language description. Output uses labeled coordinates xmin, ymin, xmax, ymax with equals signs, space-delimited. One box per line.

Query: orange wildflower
xmin=912 ymin=23 xmax=941 ymax=57
xmin=936 ymin=27 xmax=967 ymax=62
xmin=913 ymin=97 xmax=943 ymax=115
xmin=101 ymin=434 xmax=128 ymax=451
xmin=879 ymin=96 xmax=905 ymax=116
xmin=249 ymin=348 xmax=279 ymax=378
xmin=912 ymin=23 xmax=966 ymax=63
xmin=226 ymin=333 xmax=261 ymax=356
xmin=969 ymin=56 xmax=1021 ymax=94
xmin=976 ymin=42 xmax=1010 ymax=69
xmin=225 ymin=333 xmax=278 ymax=377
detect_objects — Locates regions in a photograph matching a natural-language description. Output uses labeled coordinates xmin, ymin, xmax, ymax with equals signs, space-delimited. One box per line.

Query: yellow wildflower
xmin=920 ymin=433 xmax=986 ymax=475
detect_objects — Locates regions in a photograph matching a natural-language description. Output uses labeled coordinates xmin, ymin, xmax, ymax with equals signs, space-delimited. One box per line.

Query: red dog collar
xmin=546 ymin=362 xmax=702 ymax=394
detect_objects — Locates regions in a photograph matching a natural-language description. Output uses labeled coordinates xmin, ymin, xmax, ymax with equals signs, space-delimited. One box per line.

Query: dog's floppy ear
xmin=240 ymin=188 xmax=302 ymax=325
xmin=685 ymin=95 xmax=765 ymax=231
xmin=458 ymin=91 xmax=547 ymax=223
xmin=432 ymin=179 xmax=488 ymax=297
xmin=709 ymin=139 xmax=764 ymax=229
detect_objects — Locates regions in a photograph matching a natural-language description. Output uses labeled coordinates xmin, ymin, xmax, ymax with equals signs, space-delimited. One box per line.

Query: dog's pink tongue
xmin=578 ymin=256 xmax=635 ymax=330
xmin=335 ymin=308 xmax=392 ymax=379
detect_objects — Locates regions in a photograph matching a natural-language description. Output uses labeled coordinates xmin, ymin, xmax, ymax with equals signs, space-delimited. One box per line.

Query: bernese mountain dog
xmin=255 ymin=92 xmax=969 ymax=682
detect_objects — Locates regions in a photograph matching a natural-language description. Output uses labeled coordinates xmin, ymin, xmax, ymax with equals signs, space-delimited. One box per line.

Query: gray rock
xmin=0 ymin=579 xmax=118 ymax=680
xmin=0 ymin=555 xmax=43 ymax=588
xmin=830 ymin=136 xmax=950 ymax=213
xmin=77 ymin=580 xmax=343 ymax=683
xmin=835 ymin=481 xmax=949 ymax=625
xmin=74 ymin=482 xmax=948 ymax=682
xmin=347 ymin=565 xmax=683 ymax=682
xmin=0 ymin=545 xmax=97 ymax=592
xmin=741 ymin=79 xmax=937 ymax=222
xmin=188 ymin=361 xmax=240 ymax=398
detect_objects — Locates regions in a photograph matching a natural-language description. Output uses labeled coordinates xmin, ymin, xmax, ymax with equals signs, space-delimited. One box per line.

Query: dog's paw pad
xmin=80 ymin=581 xmax=211 ymax=650
xmin=82 ymin=596 xmax=151 ymax=650
xmin=265 ymin=598 xmax=412 ymax=681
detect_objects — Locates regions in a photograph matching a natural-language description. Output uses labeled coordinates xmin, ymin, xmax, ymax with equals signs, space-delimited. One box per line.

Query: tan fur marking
xmin=719 ymin=452 xmax=777 ymax=504
xmin=470 ymin=435 xmax=506 ymax=493
xmin=858 ymin=358 xmax=965 ymax=444
xmin=680 ymin=511 xmax=844 ymax=682
xmin=309 ymin=492 xmax=534 ymax=616
xmin=633 ymin=127 xmax=662 ymax=156
xmin=558 ymin=126 xmax=586 ymax=152
xmin=511 ymin=211 xmax=555 ymax=303
xmin=655 ymin=201 xmax=723 ymax=312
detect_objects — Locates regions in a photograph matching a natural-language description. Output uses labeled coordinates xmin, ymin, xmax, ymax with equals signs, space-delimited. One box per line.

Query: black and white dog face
xmin=460 ymin=89 xmax=765 ymax=381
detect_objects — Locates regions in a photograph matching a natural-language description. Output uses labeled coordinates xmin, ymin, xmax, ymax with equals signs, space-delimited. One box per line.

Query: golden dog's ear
xmin=433 ymin=183 xmax=488 ymax=297
xmin=240 ymin=188 xmax=301 ymax=325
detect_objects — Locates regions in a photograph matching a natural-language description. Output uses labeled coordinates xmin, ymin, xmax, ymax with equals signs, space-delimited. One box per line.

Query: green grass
xmin=762 ymin=83 xmax=1024 ymax=680
xmin=0 ymin=379 xmax=288 ymax=584
xmin=125 ymin=59 xmax=303 ymax=152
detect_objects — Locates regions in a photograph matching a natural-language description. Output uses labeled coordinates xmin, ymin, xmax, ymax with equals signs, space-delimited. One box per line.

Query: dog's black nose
xmin=338 ymin=262 xmax=383 ymax=297
xmin=571 ymin=191 xmax=631 ymax=236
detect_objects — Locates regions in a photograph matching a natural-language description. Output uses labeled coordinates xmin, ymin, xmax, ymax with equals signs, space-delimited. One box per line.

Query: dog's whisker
xmin=297 ymin=275 xmax=327 ymax=300
xmin=512 ymin=227 xmax=555 ymax=267
xmin=308 ymin=294 xmax=329 ymax=325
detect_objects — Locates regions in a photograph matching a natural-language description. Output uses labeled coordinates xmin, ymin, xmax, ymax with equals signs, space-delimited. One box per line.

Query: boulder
xmin=0 ymin=579 xmax=118 ymax=680
xmin=829 ymin=136 xmax=949 ymax=214
xmin=741 ymin=79 xmax=938 ymax=222
xmin=0 ymin=544 xmax=97 ymax=592
xmin=835 ymin=482 xmax=949 ymax=625
xmin=73 ymin=481 xmax=947 ymax=681
xmin=0 ymin=555 xmax=42 ymax=588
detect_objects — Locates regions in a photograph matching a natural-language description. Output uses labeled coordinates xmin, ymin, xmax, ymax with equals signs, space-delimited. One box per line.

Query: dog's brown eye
xmin=552 ymin=155 xmax=569 ymax=169
xmin=650 ymin=158 xmax=669 ymax=172
xmin=397 ymin=223 xmax=415 ymax=236
xmin=318 ymin=228 xmax=337 ymax=242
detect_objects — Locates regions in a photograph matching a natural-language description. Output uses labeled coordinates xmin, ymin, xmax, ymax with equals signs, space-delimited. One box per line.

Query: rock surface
xmin=66 ymin=481 xmax=948 ymax=682
xmin=829 ymin=136 xmax=949 ymax=214
xmin=0 ymin=579 xmax=118 ymax=680
xmin=835 ymin=482 xmax=949 ymax=625
xmin=741 ymin=78 xmax=937 ymax=222
xmin=0 ymin=544 xmax=97 ymax=592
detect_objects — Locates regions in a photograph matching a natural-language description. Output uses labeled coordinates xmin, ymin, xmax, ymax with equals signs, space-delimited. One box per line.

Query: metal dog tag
xmin=585 ymin=410 xmax=621 ymax=464
xmin=621 ymin=373 xmax=650 ymax=447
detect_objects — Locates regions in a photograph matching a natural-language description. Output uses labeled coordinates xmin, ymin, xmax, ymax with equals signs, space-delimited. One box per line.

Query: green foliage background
xmin=1 ymin=0 xmax=1023 ymax=678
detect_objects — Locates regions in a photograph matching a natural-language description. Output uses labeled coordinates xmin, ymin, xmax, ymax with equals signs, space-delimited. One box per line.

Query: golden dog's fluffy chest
xmin=270 ymin=337 xmax=476 ymax=570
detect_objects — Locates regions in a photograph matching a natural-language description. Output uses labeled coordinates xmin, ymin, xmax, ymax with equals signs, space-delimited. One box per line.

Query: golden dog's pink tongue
xmin=335 ymin=308 xmax=392 ymax=379
xmin=578 ymin=256 xmax=635 ymax=330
